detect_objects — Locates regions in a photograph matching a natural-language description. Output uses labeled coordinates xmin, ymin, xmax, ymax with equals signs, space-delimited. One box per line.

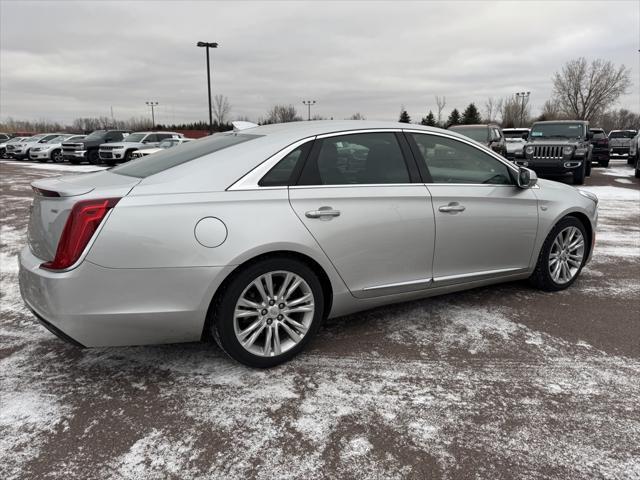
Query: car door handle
xmin=439 ymin=203 xmax=466 ymax=213
xmin=305 ymin=207 xmax=341 ymax=219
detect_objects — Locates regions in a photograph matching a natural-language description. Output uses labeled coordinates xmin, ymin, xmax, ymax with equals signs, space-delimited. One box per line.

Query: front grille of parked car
xmin=100 ymin=146 xmax=118 ymax=151
xmin=62 ymin=143 xmax=83 ymax=151
xmin=533 ymin=145 xmax=563 ymax=159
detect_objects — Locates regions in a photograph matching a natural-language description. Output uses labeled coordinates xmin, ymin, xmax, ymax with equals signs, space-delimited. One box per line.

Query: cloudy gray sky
xmin=1 ymin=0 xmax=639 ymax=125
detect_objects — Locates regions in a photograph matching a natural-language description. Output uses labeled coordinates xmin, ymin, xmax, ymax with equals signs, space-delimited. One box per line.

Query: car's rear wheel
xmin=51 ymin=149 xmax=63 ymax=163
xmin=572 ymin=163 xmax=586 ymax=185
xmin=599 ymin=158 xmax=609 ymax=168
xmin=529 ymin=217 xmax=587 ymax=291
xmin=211 ymin=257 xmax=324 ymax=368
xmin=585 ymin=159 xmax=591 ymax=177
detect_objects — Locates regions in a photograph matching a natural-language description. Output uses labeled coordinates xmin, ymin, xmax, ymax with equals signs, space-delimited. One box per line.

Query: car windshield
xmin=124 ymin=133 xmax=146 ymax=143
xmin=84 ymin=131 xmax=107 ymax=141
xmin=112 ymin=133 xmax=262 ymax=178
xmin=7 ymin=137 xmax=25 ymax=144
xmin=158 ymin=139 xmax=181 ymax=148
xmin=609 ymin=131 xmax=637 ymax=139
xmin=450 ymin=126 xmax=489 ymax=143
xmin=590 ymin=130 xmax=606 ymax=140
xmin=530 ymin=123 xmax=583 ymax=139
xmin=26 ymin=135 xmax=46 ymax=142
xmin=46 ymin=135 xmax=69 ymax=143
xmin=503 ymin=130 xmax=528 ymax=140
xmin=67 ymin=136 xmax=85 ymax=142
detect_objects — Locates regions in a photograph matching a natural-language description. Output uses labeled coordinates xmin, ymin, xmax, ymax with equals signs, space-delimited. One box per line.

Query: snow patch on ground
xmin=1 ymin=161 xmax=106 ymax=173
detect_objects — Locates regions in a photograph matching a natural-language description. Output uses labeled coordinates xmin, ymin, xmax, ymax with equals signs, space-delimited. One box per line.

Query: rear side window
xmin=112 ymin=133 xmax=262 ymax=178
xmin=259 ymin=142 xmax=312 ymax=187
xmin=298 ymin=132 xmax=410 ymax=185
xmin=411 ymin=133 xmax=513 ymax=185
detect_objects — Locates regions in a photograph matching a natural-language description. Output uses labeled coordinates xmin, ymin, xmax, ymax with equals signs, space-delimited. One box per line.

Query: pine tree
xmin=461 ymin=103 xmax=482 ymax=124
xmin=399 ymin=108 xmax=411 ymax=123
xmin=421 ymin=111 xmax=437 ymax=126
xmin=447 ymin=108 xmax=461 ymax=127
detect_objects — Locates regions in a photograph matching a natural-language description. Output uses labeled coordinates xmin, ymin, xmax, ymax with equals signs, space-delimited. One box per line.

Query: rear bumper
xmin=19 ymin=246 xmax=226 ymax=347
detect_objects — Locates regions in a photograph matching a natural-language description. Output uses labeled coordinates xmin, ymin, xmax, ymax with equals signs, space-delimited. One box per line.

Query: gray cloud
xmin=1 ymin=0 xmax=638 ymax=125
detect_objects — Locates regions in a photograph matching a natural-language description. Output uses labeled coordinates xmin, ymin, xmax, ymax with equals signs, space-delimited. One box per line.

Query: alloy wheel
xmin=548 ymin=226 xmax=585 ymax=284
xmin=233 ymin=270 xmax=315 ymax=357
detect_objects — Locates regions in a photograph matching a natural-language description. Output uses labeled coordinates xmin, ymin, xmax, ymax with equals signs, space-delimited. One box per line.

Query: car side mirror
xmin=521 ymin=133 xmax=528 ymax=140
xmin=517 ymin=167 xmax=537 ymax=188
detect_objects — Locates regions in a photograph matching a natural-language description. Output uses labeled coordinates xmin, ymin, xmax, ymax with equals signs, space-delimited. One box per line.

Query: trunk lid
xmin=28 ymin=171 xmax=140 ymax=261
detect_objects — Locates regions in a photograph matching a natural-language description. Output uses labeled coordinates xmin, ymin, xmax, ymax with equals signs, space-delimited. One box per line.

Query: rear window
xmin=590 ymin=130 xmax=606 ymax=140
xmin=112 ymin=132 xmax=262 ymax=178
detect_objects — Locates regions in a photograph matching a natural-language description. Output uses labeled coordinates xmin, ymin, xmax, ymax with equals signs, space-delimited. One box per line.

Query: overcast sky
xmin=1 ymin=0 xmax=639 ymax=125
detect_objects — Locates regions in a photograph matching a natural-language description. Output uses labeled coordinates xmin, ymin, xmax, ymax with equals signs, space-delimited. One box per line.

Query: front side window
xmin=298 ymin=132 xmax=410 ymax=185
xmin=411 ymin=133 xmax=513 ymax=185
xmin=124 ymin=133 xmax=146 ymax=143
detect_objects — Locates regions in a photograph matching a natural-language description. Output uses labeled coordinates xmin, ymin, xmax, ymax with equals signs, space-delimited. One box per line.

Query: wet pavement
xmin=1 ymin=159 xmax=639 ymax=479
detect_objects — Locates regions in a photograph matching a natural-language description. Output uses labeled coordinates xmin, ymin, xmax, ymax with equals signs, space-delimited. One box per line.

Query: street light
xmin=302 ymin=100 xmax=316 ymax=121
xmin=197 ymin=41 xmax=218 ymax=135
xmin=515 ymin=91 xmax=530 ymax=128
xmin=145 ymin=101 xmax=159 ymax=127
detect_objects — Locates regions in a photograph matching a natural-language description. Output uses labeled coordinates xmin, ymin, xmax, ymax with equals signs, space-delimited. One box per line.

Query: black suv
xmin=448 ymin=124 xmax=507 ymax=157
xmin=62 ymin=130 xmax=130 ymax=164
xmin=589 ymin=128 xmax=609 ymax=167
xmin=515 ymin=120 xmax=592 ymax=185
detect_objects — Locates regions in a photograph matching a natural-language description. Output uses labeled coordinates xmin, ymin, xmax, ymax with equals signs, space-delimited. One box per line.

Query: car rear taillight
xmin=41 ymin=198 xmax=120 ymax=271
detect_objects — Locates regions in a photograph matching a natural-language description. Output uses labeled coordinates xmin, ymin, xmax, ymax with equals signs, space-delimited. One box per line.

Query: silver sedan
xmin=19 ymin=121 xmax=598 ymax=367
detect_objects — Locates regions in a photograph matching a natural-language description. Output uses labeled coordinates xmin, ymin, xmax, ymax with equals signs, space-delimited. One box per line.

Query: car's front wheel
xmin=529 ymin=217 xmax=588 ymax=291
xmin=211 ymin=257 xmax=325 ymax=368
xmin=572 ymin=163 xmax=586 ymax=185
xmin=51 ymin=149 xmax=63 ymax=163
xmin=599 ymin=158 xmax=609 ymax=168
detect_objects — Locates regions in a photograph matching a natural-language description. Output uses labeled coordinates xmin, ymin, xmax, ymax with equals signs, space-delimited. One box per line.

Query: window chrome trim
xmin=402 ymin=128 xmax=521 ymax=176
xmin=227 ymin=136 xmax=316 ymax=191
xmin=316 ymin=128 xmax=402 ymax=139
xmin=289 ymin=183 xmax=420 ymax=189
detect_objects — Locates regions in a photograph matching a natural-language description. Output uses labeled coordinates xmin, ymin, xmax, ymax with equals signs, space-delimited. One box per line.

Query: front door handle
xmin=439 ymin=202 xmax=466 ymax=213
xmin=305 ymin=206 xmax=341 ymax=219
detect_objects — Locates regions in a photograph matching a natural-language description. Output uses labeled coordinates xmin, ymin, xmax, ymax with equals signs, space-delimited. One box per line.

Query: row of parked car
xmin=0 ymin=130 xmax=192 ymax=166
xmin=448 ymin=122 xmax=640 ymax=184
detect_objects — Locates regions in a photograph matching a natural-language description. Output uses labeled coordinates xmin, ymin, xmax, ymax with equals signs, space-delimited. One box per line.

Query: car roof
xmin=449 ymin=124 xmax=496 ymax=128
xmin=532 ymin=120 xmax=588 ymax=124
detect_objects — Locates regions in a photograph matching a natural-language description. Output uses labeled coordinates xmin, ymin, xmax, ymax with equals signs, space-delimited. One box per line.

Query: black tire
xmin=529 ymin=216 xmax=588 ymax=292
xmin=572 ymin=163 xmax=586 ymax=185
xmin=124 ymin=150 xmax=134 ymax=163
xmin=51 ymin=149 xmax=63 ymax=163
xmin=585 ymin=159 xmax=591 ymax=177
xmin=211 ymin=257 xmax=325 ymax=368
xmin=627 ymin=156 xmax=635 ymax=165
xmin=88 ymin=149 xmax=100 ymax=165
xmin=0 ymin=148 xmax=6 ymax=159
xmin=599 ymin=158 xmax=609 ymax=168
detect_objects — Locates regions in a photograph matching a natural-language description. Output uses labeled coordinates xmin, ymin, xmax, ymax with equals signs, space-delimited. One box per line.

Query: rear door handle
xmin=305 ymin=206 xmax=341 ymax=219
xmin=438 ymin=203 xmax=466 ymax=213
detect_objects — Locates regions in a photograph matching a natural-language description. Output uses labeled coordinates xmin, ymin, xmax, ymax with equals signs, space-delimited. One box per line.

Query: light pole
xmin=197 ymin=41 xmax=218 ymax=135
xmin=302 ymin=100 xmax=316 ymax=121
xmin=515 ymin=91 xmax=530 ymax=127
xmin=145 ymin=101 xmax=159 ymax=127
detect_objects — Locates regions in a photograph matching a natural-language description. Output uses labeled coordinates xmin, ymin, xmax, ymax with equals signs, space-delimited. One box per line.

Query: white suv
xmin=98 ymin=131 xmax=181 ymax=165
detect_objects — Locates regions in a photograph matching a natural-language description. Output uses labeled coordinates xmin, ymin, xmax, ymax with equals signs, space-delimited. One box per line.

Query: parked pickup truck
xmin=608 ymin=130 xmax=638 ymax=164
xmin=589 ymin=128 xmax=610 ymax=167
xmin=515 ymin=120 xmax=592 ymax=185
xmin=62 ymin=130 xmax=130 ymax=164
xmin=98 ymin=131 xmax=180 ymax=166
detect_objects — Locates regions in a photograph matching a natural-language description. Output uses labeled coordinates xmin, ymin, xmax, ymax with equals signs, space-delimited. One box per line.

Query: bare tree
xmin=552 ymin=57 xmax=631 ymax=120
xmin=212 ymin=94 xmax=231 ymax=125
xmin=348 ymin=113 xmax=365 ymax=120
xmin=537 ymin=99 xmax=564 ymax=121
xmin=484 ymin=97 xmax=503 ymax=123
xmin=264 ymin=104 xmax=301 ymax=124
xmin=500 ymin=96 xmax=531 ymax=128
xmin=435 ymin=96 xmax=446 ymax=126
xmin=598 ymin=108 xmax=640 ymax=131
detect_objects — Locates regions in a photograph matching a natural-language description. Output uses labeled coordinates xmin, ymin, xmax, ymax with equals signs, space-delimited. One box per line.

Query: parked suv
xmin=0 ymin=136 xmax=28 ymax=158
xmin=608 ymin=130 xmax=638 ymax=164
xmin=515 ymin=120 xmax=592 ymax=185
xmin=6 ymin=133 xmax=66 ymax=160
xmin=448 ymin=124 xmax=507 ymax=157
xmin=30 ymin=134 xmax=85 ymax=163
xmin=62 ymin=130 xmax=130 ymax=164
xmin=98 ymin=131 xmax=180 ymax=166
xmin=588 ymin=128 xmax=610 ymax=167
xmin=502 ymin=128 xmax=530 ymax=161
